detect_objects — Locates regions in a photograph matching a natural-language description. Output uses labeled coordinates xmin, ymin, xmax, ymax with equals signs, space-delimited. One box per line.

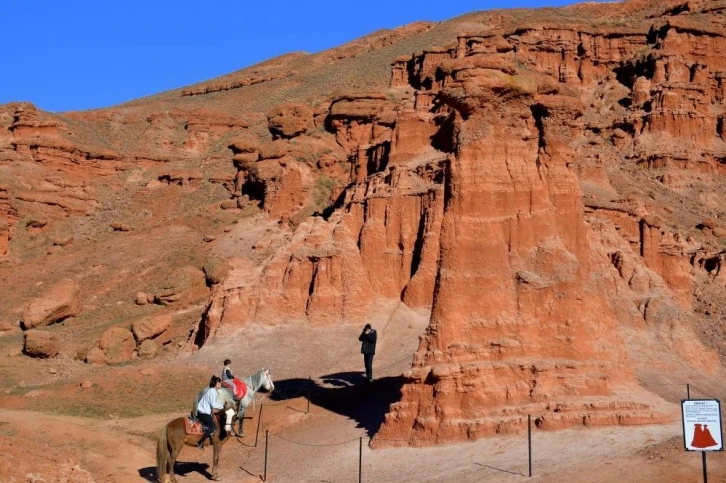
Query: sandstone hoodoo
xmin=375 ymin=50 xmax=657 ymax=445
xmin=1 ymin=3 xmax=726 ymax=478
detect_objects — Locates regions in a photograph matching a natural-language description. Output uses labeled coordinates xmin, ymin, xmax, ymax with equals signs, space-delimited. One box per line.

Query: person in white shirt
xmin=196 ymin=375 xmax=224 ymax=449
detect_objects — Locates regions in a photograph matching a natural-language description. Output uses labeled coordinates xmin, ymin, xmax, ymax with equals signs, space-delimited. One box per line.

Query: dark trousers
xmin=198 ymin=412 xmax=216 ymax=441
xmin=364 ymin=353 xmax=374 ymax=381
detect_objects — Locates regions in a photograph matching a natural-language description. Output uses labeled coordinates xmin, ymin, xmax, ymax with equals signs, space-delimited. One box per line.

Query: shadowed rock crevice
xmin=366 ymin=142 xmax=390 ymax=176
xmin=409 ymin=207 xmax=427 ymax=280
xmin=191 ymin=304 xmax=213 ymax=350
xmin=241 ymin=177 xmax=266 ymax=208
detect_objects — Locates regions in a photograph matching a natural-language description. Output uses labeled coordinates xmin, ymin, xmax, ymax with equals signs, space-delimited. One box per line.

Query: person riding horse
xmin=196 ymin=375 xmax=225 ymax=449
xmin=221 ymin=358 xmax=234 ymax=382
xmin=159 ymin=369 xmax=275 ymax=482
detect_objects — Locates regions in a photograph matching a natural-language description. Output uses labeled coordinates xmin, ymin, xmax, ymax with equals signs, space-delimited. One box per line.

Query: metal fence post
xmin=702 ymin=451 xmax=707 ymax=483
xmin=255 ymin=405 xmax=264 ymax=448
xmin=307 ymin=376 xmax=311 ymax=414
xmin=264 ymin=430 xmax=269 ymax=481
xmin=359 ymin=437 xmax=363 ymax=483
xmin=528 ymin=414 xmax=532 ymax=477
xmin=687 ymin=384 xmax=691 ymax=399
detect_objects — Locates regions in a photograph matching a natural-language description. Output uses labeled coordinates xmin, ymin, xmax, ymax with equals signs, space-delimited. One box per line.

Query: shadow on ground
xmin=268 ymin=372 xmax=405 ymax=438
xmin=139 ymin=461 xmax=210 ymax=481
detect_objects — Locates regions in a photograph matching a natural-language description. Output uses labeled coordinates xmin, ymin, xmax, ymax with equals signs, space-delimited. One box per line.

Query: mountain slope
xmin=0 ymin=0 xmax=724 ymax=449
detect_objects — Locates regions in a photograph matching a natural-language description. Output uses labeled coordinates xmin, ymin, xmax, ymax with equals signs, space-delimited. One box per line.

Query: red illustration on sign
xmin=691 ymin=424 xmax=718 ymax=448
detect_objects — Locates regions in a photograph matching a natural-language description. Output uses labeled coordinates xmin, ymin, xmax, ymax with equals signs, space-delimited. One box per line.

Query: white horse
xmin=201 ymin=368 xmax=274 ymax=437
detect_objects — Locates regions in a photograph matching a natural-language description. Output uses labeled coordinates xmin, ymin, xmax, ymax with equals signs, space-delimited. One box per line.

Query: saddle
xmin=222 ymin=378 xmax=247 ymax=400
xmin=184 ymin=413 xmax=221 ymax=435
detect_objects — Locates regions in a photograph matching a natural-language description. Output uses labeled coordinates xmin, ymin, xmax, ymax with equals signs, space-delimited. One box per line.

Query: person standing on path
xmin=359 ymin=323 xmax=377 ymax=382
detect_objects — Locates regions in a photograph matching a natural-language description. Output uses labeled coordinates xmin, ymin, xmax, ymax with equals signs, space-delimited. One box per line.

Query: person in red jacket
xmin=358 ymin=324 xmax=377 ymax=383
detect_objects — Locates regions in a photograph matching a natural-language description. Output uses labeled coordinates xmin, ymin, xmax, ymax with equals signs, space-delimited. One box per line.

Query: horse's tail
xmin=156 ymin=424 xmax=169 ymax=483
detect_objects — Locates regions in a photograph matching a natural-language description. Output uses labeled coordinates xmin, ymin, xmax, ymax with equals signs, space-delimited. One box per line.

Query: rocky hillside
xmin=1 ymin=0 xmax=725 ymax=447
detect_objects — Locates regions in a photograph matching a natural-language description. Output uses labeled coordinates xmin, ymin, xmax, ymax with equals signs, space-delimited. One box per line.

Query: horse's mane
xmin=242 ymin=368 xmax=268 ymax=392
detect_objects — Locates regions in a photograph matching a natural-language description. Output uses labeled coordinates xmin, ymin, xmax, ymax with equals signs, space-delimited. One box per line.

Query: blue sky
xmin=2 ymin=0 xmax=583 ymax=112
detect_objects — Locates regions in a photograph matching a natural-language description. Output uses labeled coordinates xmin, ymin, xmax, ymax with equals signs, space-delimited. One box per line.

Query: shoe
xmin=368 ymin=378 xmax=374 ymax=383
xmin=197 ymin=439 xmax=205 ymax=450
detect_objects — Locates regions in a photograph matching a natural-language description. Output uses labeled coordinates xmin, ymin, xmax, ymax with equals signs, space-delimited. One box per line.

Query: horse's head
xmin=262 ymin=368 xmax=274 ymax=392
xmin=223 ymin=400 xmax=236 ymax=433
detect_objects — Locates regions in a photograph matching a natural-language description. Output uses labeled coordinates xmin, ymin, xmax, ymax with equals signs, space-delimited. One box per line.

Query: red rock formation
xmin=2 ymin=0 xmax=726 ymax=452
xmin=98 ymin=327 xmax=136 ymax=365
xmin=131 ymin=313 xmax=172 ymax=344
xmin=181 ymin=70 xmax=295 ymax=97
xmin=194 ymin=13 xmax=725 ymax=445
xmin=0 ymin=187 xmax=12 ymax=257
xmin=21 ymin=279 xmax=81 ymax=329
xmin=373 ymin=53 xmax=669 ymax=444
xmin=23 ymin=330 xmax=60 ymax=359
xmin=267 ymin=103 xmax=315 ymax=139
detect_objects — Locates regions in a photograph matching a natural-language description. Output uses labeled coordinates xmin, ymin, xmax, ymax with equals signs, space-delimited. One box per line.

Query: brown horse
xmin=156 ymin=401 xmax=236 ymax=483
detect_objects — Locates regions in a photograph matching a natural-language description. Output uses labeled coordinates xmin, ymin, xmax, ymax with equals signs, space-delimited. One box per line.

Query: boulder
xmin=233 ymin=152 xmax=259 ymax=167
xmin=23 ymin=330 xmax=60 ymax=358
xmin=110 ymin=222 xmax=131 ymax=232
xmin=135 ymin=292 xmax=149 ymax=305
xmin=228 ymin=137 xmax=261 ymax=154
xmin=203 ymin=258 xmax=229 ymax=285
xmin=220 ymin=199 xmax=237 ymax=210
xmin=267 ymin=103 xmax=314 ymax=139
xmin=22 ymin=279 xmax=81 ymax=329
xmin=132 ymin=313 xmax=171 ymax=342
xmin=258 ymin=141 xmax=287 ymax=160
xmin=52 ymin=235 xmax=74 ymax=246
xmin=151 ymin=266 xmax=207 ymax=305
xmin=99 ymin=327 xmax=135 ymax=364
xmin=137 ymin=339 xmax=158 ymax=358
xmin=85 ymin=347 xmax=106 ymax=365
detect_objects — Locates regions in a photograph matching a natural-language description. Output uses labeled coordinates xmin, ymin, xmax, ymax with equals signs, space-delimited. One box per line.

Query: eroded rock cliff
xmin=1 ymin=0 xmax=725 ymax=444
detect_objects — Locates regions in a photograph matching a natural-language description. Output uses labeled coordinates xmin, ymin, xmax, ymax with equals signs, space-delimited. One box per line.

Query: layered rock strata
xmin=195 ymin=4 xmax=726 ymax=446
xmin=2 ymin=0 xmax=724 ymax=448
xmin=375 ymin=49 xmax=670 ymax=445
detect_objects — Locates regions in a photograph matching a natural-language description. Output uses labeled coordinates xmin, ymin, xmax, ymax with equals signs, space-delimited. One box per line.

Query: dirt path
xmin=0 ymin=409 xmax=153 ymax=483
xmin=4 ymin=401 xmax=726 ymax=483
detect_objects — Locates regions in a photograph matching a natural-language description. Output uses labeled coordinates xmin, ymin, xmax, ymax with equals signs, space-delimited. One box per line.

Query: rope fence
xmin=374 ymin=354 xmax=415 ymax=375
xmin=271 ymin=433 xmax=363 ymax=447
xmin=207 ymin=355 xmax=726 ymax=482
xmin=256 ymin=417 xmax=535 ymax=482
xmin=247 ymin=408 xmax=714 ymax=481
xmin=233 ymin=373 xmax=725 ymax=481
